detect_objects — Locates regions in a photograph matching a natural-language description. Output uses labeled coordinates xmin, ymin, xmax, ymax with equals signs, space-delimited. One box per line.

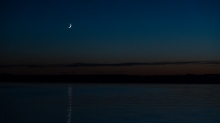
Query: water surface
xmin=1 ymin=83 xmax=220 ymax=123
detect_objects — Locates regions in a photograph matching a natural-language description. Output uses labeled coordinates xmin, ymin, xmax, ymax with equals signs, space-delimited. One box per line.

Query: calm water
xmin=1 ymin=83 xmax=220 ymax=123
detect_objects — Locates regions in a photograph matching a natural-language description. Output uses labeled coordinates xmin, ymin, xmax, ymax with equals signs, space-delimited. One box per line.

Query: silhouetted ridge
xmin=0 ymin=61 xmax=220 ymax=68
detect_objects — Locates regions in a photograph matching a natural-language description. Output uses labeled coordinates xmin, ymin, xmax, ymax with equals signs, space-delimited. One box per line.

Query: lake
xmin=1 ymin=83 xmax=220 ymax=123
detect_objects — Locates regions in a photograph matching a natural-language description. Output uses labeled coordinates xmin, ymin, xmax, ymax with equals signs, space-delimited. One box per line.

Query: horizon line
xmin=1 ymin=60 xmax=220 ymax=68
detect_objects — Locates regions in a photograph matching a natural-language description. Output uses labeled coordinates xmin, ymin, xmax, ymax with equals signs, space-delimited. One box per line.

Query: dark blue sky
xmin=1 ymin=0 xmax=220 ymax=74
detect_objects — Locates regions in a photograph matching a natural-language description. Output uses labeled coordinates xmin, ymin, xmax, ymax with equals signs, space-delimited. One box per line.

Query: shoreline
xmin=1 ymin=74 xmax=220 ymax=84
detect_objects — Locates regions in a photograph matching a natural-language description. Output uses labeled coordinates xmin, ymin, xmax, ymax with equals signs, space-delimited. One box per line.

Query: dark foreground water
xmin=1 ymin=83 xmax=220 ymax=123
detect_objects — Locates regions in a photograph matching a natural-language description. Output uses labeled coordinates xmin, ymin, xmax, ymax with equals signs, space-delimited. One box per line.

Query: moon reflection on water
xmin=67 ymin=86 xmax=72 ymax=123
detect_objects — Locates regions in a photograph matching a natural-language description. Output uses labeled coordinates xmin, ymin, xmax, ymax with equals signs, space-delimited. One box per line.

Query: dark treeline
xmin=0 ymin=74 xmax=220 ymax=84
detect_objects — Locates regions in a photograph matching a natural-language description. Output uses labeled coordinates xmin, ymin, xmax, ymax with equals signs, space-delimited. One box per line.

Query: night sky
xmin=1 ymin=0 xmax=220 ymax=75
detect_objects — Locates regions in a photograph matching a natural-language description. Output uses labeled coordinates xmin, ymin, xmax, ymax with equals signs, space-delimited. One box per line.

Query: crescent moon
xmin=68 ymin=23 xmax=72 ymax=28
